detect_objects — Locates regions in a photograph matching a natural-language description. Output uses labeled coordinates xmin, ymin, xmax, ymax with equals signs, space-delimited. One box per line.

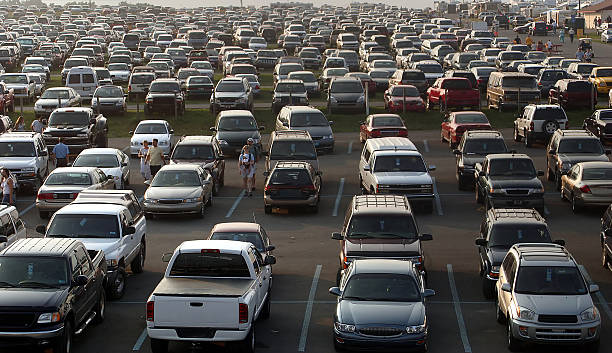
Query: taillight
xmin=37 ymin=193 xmax=53 ymax=200
xmin=455 ymin=126 xmax=466 ymax=133
xmin=398 ymin=129 xmax=408 ymax=136
xmin=255 ymin=85 xmax=260 ymax=89
xmin=370 ymin=129 xmax=381 ymax=137
xmin=342 ymin=256 xmax=348 ymax=269
xmin=530 ymin=121 xmax=534 ymax=130
xmin=146 ymin=301 xmax=154 ymax=321
xmin=580 ymin=185 xmax=591 ymax=193
xmin=239 ymin=303 xmax=248 ymax=323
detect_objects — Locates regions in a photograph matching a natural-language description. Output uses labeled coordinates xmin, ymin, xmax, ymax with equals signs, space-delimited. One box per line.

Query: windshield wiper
xmin=346 ymin=233 xmax=371 ymax=239
xmin=17 ymin=281 xmax=59 ymax=289
xmin=0 ymin=281 xmax=16 ymax=287
xmin=343 ymin=295 xmax=370 ymax=301
xmin=47 ymin=234 xmax=72 ymax=238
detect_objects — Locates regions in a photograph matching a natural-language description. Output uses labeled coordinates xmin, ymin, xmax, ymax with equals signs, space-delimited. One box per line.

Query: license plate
xmin=513 ymin=200 xmax=522 ymax=205
xmin=273 ymin=208 xmax=289 ymax=214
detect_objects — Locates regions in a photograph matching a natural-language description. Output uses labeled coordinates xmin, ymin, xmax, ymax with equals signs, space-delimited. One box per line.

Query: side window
xmin=76 ymin=246 xmax=91 ymax=275
xmin=68 ymin=74 xmax=80 ymax=84
xmin=507 ymin=257 xmax=518 ymax=286
xmin=248 ymin=249 xmax=260 ymax=275
xmin=9 ymin=209 xmax=24 ymax=233
xmin=362 ymin=146 xmax=371 ymax=162
xmin=70 ymin=253 xmax=80 ymax=276
xmin=0 ymin=213 xmax=15 ymax=237
xmin=501 ymin=253 xmax=513 ymax=278
xmin=82 ymin=74 xmax=95 ymax=84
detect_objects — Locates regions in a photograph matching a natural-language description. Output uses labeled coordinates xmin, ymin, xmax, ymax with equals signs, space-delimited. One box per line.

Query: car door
xmin=359 ymin=147 xmax=371 ymax=189
xmin=546 ymin=135 xmax=558 ymax=174
xmin=253 ymin=246 xmax=270 ymax=295
xmin=603 ymin=207 xmax=612 ymax=259
xmin=118 ymin=151 xmax=129 ymax=180
xmin=69 ymin=251 xmax=89 ymax=323
xmin=441 ymin=116 xmax=451 ymax=140
xmin=477 ymin=219 xmax=489 ymax=275
xmin=0 ymin=212 xmax=16 ymax=251
xmin=200 ymin=168 xmax=213 ymax=203
xmin=120 ymin=209 xmax=139 ymax=264
xmin=498 ymin=254 xmax=516 ymax=313
xmin=74 ymin=245 xmax=97 ymax=322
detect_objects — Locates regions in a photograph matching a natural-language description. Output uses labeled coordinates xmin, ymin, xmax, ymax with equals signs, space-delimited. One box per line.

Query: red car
xmin=440 ymin=111 xmax=492 ymax=148
xmin=426 ymin=77 xmax=480 ymax=111
xmin=359 ymin=114 xmax=407 ymax=142
xmin=384 ymin=85 xmax=425 ymax=112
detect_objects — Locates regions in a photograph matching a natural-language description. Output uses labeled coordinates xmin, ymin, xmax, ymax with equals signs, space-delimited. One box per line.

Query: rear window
xmin=402 ymin=71 xmax=425 ymax=80
xmin=169 ymin=252 xmax=250 ymax=277
xmin=270 ymin=141 xmax=316 ymax=160
xmin=502 ymin=77 xmax=537 ymax=89
xmin=347 ymin=214 xmax=417 ymax=239
xmin=567 ymin=81 xmax=593 ymax=92
xmin=269 ymin=169 xmax=312 ymax=186
xmin=442 ymin=79 xmax=471 ymax=89
xmin=533 ymin=107 xmax=566 ymax=120
xmin=131 ymin=74 xmax=155 ymax=84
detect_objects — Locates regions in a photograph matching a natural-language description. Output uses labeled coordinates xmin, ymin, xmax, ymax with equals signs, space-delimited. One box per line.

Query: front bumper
xmin=143 ymin=201 xmax=203 ymax=214
xmin=0 ymin=324 xmax=64 ymax=345
xmin=211 ymin=102 xmax=249 ymax=111
xmin=387 ymin=102 xmax=425 ymax=112
xmin=147 ymin=326 xmax=248 ymax=342
xmin=333 ymin=330 xmax=427 ymax=352
xmin=509 ymin=317 xmax=600 ymax=344
xmin=329 ymin=101 xmax=365 ymax=111
xmin=488 ymin=195 xmax=544 ymax=210
xmin=574 ymin=193 xmax=612 ymax=207
xmin=312 ymin=137 xmax=334 ymax=150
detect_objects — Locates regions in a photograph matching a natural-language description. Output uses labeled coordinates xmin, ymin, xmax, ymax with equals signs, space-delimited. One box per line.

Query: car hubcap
xmin=115 ymin=274 xmax=124 ymax=292
xmin=545 ymin=122 xmax=556 ymax=134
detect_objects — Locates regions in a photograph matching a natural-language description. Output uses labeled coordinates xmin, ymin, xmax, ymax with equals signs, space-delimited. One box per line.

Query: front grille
xmin=506 ymin=189 xmax=529 ymax=195
xmin=175 ymin=327 xmax=216 ymax=338
xmin=159 ymin=199 xmax=183 ymax=204
xmin=359 ymin=327 xmax=403 ymax=336
xmin=217 ymin=97 xmax=236 ymax=103
xmin=535 ymin=328 xmax=581 ymax=340
xmin=604 ymin=124 xmax=612 ymax=134
xmin=538 ymin=315 xmax=578 ymax=323
xmin=0 ymin=312 xmax=35 ymax=329
xmin=152 ymin=97 xmax=175 ymax=105
xmin=380 ymin=185 xmax=432 ymax=195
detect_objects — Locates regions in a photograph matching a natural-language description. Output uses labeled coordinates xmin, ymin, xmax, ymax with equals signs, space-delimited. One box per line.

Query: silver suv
xmin=210 ymin=77 xmax=254 ymax=113
xmin=496 ymin=243 xmax=601 ymax=352
xmin=513 ymin=104 xmax=569 ymax=147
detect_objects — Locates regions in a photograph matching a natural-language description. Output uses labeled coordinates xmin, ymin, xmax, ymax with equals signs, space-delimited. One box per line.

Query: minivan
xmin=486 ymin=72 xmax=540 ymax=111
xmin=66 ymin=66 xmax=99 ymax=98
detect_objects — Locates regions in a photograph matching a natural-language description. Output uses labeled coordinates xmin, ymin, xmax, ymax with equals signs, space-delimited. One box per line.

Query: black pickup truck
xmin=0 ymin=238 xmax=106 ymax=353
xmin=144 ymin=78 xmax=185 ymax=116
xmin=43 ymin=107 xmax=108 ymax=155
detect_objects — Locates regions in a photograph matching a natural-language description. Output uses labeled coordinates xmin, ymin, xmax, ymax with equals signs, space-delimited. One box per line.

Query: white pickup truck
xmin=146 ymin=240 xmax=276 ymax=353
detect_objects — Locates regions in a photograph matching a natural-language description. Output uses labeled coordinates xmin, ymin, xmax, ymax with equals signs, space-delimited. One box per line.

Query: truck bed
xmin=153 ymin=277 xmax=254 ymax=297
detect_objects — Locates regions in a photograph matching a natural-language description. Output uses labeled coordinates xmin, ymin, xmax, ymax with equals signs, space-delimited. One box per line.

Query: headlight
xmin=159 ymin=140 xmax=168 ymax=145
xmin=489 ymin=187 xmax=504 ymax=194
xmin=218 ymin=139 xmax=228 ymax=145
xmin=237 ymin=97 xmax=247 ymax=103
xmin=406 ymin=324 xmax=426 ymax=334
xmin=334 ymin=322 xmax=355 ymax=333
xmin=116 ymin=101 xmax=124 ymax=105
xmin=21 ymin=167 xmax=35 ymax=172
xmin=77 ymin=133 xmax=88 ymax=137
xmin=581 ymin=307 xmax=600 ymax=322
xmin=184 ymin=196 xmax=202 ymax=203
xmin=325 ymin=134 xmax=334 ymax=139
xmin=131 ymin=140 xmax=139 ymax=146
xmin=515 ymin=306 xmax=536 ymax=321
xmin=530 ymin=187 xmax=545 ymax=194
xmin=106 ymin=259 xmax=118 ymax=267
xmin=377 ymin=184 xmax=390 ymax=188
xmin=357 ymin=96 xmax=365 ymax=103
xmin=143 ymin=198 xmax=158 ymax=204
xmin=37 ymin=312 xmax=61 ymax=324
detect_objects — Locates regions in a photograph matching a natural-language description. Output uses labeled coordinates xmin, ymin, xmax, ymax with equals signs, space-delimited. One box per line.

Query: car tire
xmin=585 ymin=339 xmax=600 ymax=353
xmin=93 ymin=291 xmax=106 ymax=324
xmin=131 ymin=241 xmax=146 ymax=274
xmin=507 ymin=320 xmax=522 ymax=352
xmin=53 ymin=320 xmax=73 ymax=353
xmin=482 ymin=279 xmax=495 ymax=299
xmin=108 ymin=266 xmax=127 ymax=300
xmin=264 ymin=205 xmax=272 ymax=214
xmin=572 ymin=194 xmax=582 ymax=213
xmin=495 ymin=296 xmax=506 ymax=324
xmin=524 ymin=131 xmax=533 ymax=147
xmin=234 ymin=325 xmax=255 ymax=353
xmin=513 ymin=126 xmax=522 ymax=142
xmin=259 ymin=292 xmax=271 ymax=320
xmin=333 ymin=335 xmax=345 ymax=352
xmin=555 ymin=172 xmax=562 ymax=191
xmin=543 ymin=120 xmax=559 ymax=135
xmin=150 ymin=338 xmax=168 ymax=353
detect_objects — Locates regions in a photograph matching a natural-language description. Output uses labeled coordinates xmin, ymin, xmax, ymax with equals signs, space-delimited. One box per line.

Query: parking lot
xmin=1 ymin=128 xmax=609 ymax=353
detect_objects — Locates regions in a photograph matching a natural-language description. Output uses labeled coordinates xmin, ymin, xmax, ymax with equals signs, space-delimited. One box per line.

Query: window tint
xmin=343 ymin=273 xmax=421 ymax=302
xmin=169 ymin=253 xmax=250 ymax=277
xmin=515 ymin=266 xmax=587 ymax=295
xmin=488 ymin=225 xmax=552 ymax=248
xmin=347 ymin=214 xmax=417 ymax=239
xmin=0 ymin=213 xmax=15 ymax=236
xmin=68 ymin=74 xmax=80 ymax=84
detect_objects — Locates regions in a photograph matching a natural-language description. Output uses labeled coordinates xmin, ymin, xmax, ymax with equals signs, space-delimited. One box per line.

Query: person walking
xmin=546 ymin=39 xmax=553 ymax=55
xmin=246 ymin=137 xmax=258 ymax=188
xmin=238 ymin=145 xmax=255 ymax=196
xmin=146 ymin=138 xmax=165 ymax=178
xmin=14 ymin=116 xmax=25 ymax=131
xmin=525 ymin=34 xmax=533 ymax=49
xmin=559 ymin=28 xmax=565 ymax=43
xmin=552 ymin=21 xmax=557 ymax=34
xmin=31 ymin=116 xmax=45 ymax=133
xmin=569 ymin=27 xmax=575 ymax=43
xmin=52 ymin=138 xmax=69 ymax=167
xmin=0 ymin=169 xmax=14 ymax=205
xmin=138 ymin=140 xmax=151 ymax=181
xmin=514 ymin=34 xmax=521 ymax=44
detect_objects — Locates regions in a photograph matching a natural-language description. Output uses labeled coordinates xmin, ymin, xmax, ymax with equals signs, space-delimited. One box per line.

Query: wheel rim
xmin=115 ymin=273 xmax=124 ymax=293
xmin=545 ymin=122 xmax=557 ymax=134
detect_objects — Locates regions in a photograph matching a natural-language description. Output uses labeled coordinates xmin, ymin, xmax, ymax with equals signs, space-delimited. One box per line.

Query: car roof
xmin=577 ymin=161 xmax=612 ymax=169
xmin=178 ymin=135 xmax=214 ymax=144
xmin=353 ymin=259 xmax=416 ymax=276
xmin=57 ymin=202 xmax=125 ymax=214
xmin=159 ymin=164 xmax=201 ymax=171
xmin=137 ymin=119 xmax=168 ymax=125
xmin=487 ymin=208 xmax=546 ymax=225
xmin=77 ymin=148 xmax=121 ymax=155
xmin=486 ymin=153 xmax=530 ymax=160
xmin=352 ymin=195 xmax=413 ymax=215
xmin=211 ymin=222 xmax=261 ymax=233
xmin=178 ymin=239 xmax=251 ymax=254
xmin=1 ymin=238 xmax=79 ymax=256
xmin=512 ymin=243 xmax=575 ymax=267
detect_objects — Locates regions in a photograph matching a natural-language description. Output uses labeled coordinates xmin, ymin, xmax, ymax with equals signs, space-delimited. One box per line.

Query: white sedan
xmin=72 ymin=148 xmax=131 ymax=189
xmin=602 ymin=29 xmax=612 ymax=43
xmin=129 ymin=119 xmax=174 ymax=157
xmin=107 ymin=63 xmax=131 ymax=83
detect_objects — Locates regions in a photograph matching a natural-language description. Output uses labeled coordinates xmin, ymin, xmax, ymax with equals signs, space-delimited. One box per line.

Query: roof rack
xmin=353 ymin=195 xmax=409 ymax=210
xmin=557 ymin=129 xmax=595 ymax=137
xmin=465 ymin=130 xmax=503 ymax=138
xmin=273 ymin=130 xmax=311 ymax=137
xmin=490 ymin=208 xmax=544 ymax=222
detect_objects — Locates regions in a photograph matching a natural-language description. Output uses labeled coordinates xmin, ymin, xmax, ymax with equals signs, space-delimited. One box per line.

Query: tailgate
xmin=155 ymin=296 xmax=239 ymax=328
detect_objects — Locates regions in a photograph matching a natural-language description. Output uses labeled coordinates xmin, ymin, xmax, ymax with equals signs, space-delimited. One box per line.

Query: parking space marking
xmin=347 ymin=141 xmax=353 ymax=154
xmin=132 ymin=328 xmax=147 ymax=351
xmin=18 ymin=202 xmax=35 ymax=217
xmin=578 ymin=265 xmax=612 ymax=320
xmin=432 ymin=177 xmax=443 ymax=216
xmin=332 ymin=178 xmax=345 ymax=217
xmin=447 ymin=264 xmax=472 ymax=353
xmin=298 ymin=264 xmax=322 ymax=352
xmin=225 ymin=190 xmax=245 ymax=218
xmin=423 ymin=139 xmax=429 ymax=153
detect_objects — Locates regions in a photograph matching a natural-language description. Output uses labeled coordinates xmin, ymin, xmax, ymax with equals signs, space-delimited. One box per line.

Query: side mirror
xmin=553 ymin=239 xmax=566 ymax=246
xmin=124 ymin=226 xmax=136 ymax=235
xmin=423 ymin=289 xmax=436 ymax=297
xmin=363 ymin=164 xmax=370 ymax=172
xmin=73 ymin=275 xmax=88 ymax=286
xmin=328 ymin=121 xmax=334 ymax=126
xmin=419 ymin=233 xmax=433 ymax=241
xmin=36 ymin=225 xmax=46 ymax=234
xmin=537 ymin=170 xmax=545 ymax=176
xmin=453 ymin=149 xmax=461 ymax=155
xmin=501 ymin=283 xmax=511 ymax=292
xmin=331 ymin=232 xmax=343 ymax=240
xmin=0 ymin=236 xmax=7 ymax=243
xmin=121 ymin=162 xmax=128 ymax=167
xmin=169 ymin=129 xmax=174 ymax=134
xmin=263 ymin=255 xmax=276 ymax=265
xmin=161 ymin=253 xmax=172 ymax=262
xmin=265 ymin=245 xmax=276 ymax=252
xmin=209 ymin=127 xmax=216 ymax=132
xmin=329 ymin=286 xmax=342 ymax=296
xmin=129 ymin=130 xmax=133 ymax=135
xmin=475 ymin=238 xmax=487 ymax=246
xmin=589 ymin=284 xmax=600 ymax=293
xmin=428 ymin=165 xmax=436 ymax=171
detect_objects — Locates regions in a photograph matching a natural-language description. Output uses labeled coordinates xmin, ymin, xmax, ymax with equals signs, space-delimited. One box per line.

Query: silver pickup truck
xmin=146 ymin=240 xmax=275 ymax=353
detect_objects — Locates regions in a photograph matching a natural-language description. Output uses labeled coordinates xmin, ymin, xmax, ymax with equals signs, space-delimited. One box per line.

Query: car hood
xmin=374 ymin=172 xmax=433 ymax=185
xmin=291 ymin=125 xmax=332 ymax=138
xmin=109 ymin=70 xmax=130 ymax=76
xmin=489 ymin=176 xmax=542 ymax=189
xmin=216 ymin=130 xmax=260 ymax=143
xmin=145 ymin=186 xmax=201 ymax=199
xmin=66 ymin=237 xmax=119 ymax=255
xmin=345 ymin=237 xmax=421 ymax=255
xmin=131 ymin=134 xmax=170 ymax=144
xmin=331 ymin=92 xmax=363 ymax=100
xmin=338 ymin=300 xmax=424 ymax=326
xmin=97 ymin=167 xmax=122 ymax=177
xmin=215 ymin=92 xmax=246 ymax=99
xmin=557 ymin=154 xmax=609 ymax=164
xmin=0 ymin=288 xmax=67 ymax=308
xmin=515 ymin=293 xmax=593 ymax=315
xmin=36 ymin=98 xmax=71 ymax=105
xmin=0 ymin=157 xmax=36 ymax=169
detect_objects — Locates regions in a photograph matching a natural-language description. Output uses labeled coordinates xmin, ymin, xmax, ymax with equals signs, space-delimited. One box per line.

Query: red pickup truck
xmin=426 ymin=77 xmax=480 ymax=111
xmin=0 ymin=82 xmax=15 ymax=113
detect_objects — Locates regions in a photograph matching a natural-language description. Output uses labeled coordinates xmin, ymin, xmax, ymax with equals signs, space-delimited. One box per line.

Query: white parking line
xmin=447 ymin=264 xmax=472 ymax=353
xmin=225 ymin=190 xmax=245 ymax=218
xmin=298 ymin=264 xmax=322 ymax=352
xmin=423 ymin=139 xmax=430 ymax=153
xmin=332 ymin=178 xmax=345 ymax=217
xmin=18 ymin=202 xmax=36 ymax=217
xmin=432 ymin=177 xmax=443 ymax=216
xmin=347 ymin=141 xmax=353 ymax=154
xmin=132 ymin=328 xmax=147 ymax=351
xmin=578 ymin=264 xmax=612 ymax=320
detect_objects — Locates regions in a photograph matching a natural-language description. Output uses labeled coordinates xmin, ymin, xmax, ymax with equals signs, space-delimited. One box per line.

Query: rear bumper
xmin=36 ymin=200 xmax=72 ymax=212
xmin=574 ymin=194 xmax=612 ymax=207
xmin=264 ymin=195 xmax=318 ymax=207
xmin=488 ymin=195 xmax=544 ymax=210
xmin=147 ymin=327 xmax=248 ymax=342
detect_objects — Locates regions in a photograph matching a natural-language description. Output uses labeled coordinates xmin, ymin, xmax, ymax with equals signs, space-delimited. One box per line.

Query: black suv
xmin=546 ymin=129 xmax=610 ymax=190
xmin=475 ymin=153 xmax=545 ymax=214
xmin=144 ymin=78 xmax=185 ymax=116
xmin=43 ymin=107 xmax=108 ymax=154
xmin=475 ymin=208 xmax=564 ymax=298
xmin=170 ymin=135 xmax=226 ymax=195
xmin=272 ymin=79 xmax=309 ymax=114
xmin=454 ymin=130 xmax=508 ymax=190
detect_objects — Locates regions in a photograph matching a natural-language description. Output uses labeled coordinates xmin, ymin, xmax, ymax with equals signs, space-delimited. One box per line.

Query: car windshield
xmin=108 ymin=63 xmax=128 ymax=71
xmin=514 ymin=266 xmax=587 ymax=295
xmin=193 ymin=62 xmax=212 ymax=69
xmin=73 ymin=154 xmax=119 ymax=168
xmin=41 ymin=90 xmax=70 ymax=99
xmin=330 ymin=82 xmax=363 ymax=93
xmin=291 ymin=112 xmax=328 ymax=127
xmin=417 ymin=64 xmax=443 ymax=73
xmin=390 ymin=86 xmax=419 ymax=97
xmin=582 ymin=167 xmax=612 ymax=180
xmin=131 ymin=75 xmax=154 ymax=84
xmin=347 ymin=214 xmax=418 ymax=239
xmin=0 ymin=75 xmax=27 ymax=84
xmin=270 ymin=141 xmax=316 ymax=160
xmin=373 ymin=61 xmax=396 ymax=68
xmin=488 ymin=225 xmax=551 ymax=248
xmin=279 ymin=65 xmax=302 ymax=75
xmin=577 ymin=65 xmax=597 ymax=74
xmin=210 ymin=232 xmax=264 ymax=252
xmin=502 ymin=77 xmax=537 ymax=89
xmin=94 ymin=86 xmax=123 ymax=97
xmin=189 ymin=77 xmax=212 ymax=84
xmin=540 ymin=71 xmax=566 ymax=81
xmin=373 ymin=155 xmax=426 ymax=172
xmin=501 ymin=52 xmax=524 ymax=60
xmin=343 ymin=273 xmax=421 ymax=302
xmin=558 ymin=139 xmax=604 ymax=154
xmin=459 ymin=54 xmax=479 ymax=63
xmin=47 ymin=214 xmax=120 ymax=239
xmin=289 ymin=73 xmax=316 ymax=82
xmin=216 ymin=81 xmax=245 ymax=92
xmin=463 ymin=139 xmax=507 ymax=154
xmin=522 ymin=66 xmax=543 ymax=75
xmin=455 ymin=114 xmax=488 ymax=124
xmin=0 ymin=142 xmax=36 ymax=157
xmin=218 ymin=116 xmax=257 ymax=131
xmin=532 ymin=107 xmax=566 ymax=120
xmin=169 ymin=252 xmax=250 ymax=277
xmin=172 ymin=145 xmax=214 ymax=160
xmin=45 ymin=172 xmax=92 ymax=185
xmin=596 ymin=69 xmax=612 ymax=77
xmin=49 ymin=112 xmax=89 ymax=126
xmin=0 ymin=256 xmax=68 ymax=288
xmin=276 ymin=83 xmax=306 ymax=93
xmin=149 ymin=82 xmax=180 ymax=93
xmin=488 ymin=159 xmax=536 ymax=177
xmin=327 ymin=68 xmax=349 ymax=76
xmin=151 ymin=170 xmax=201 ymax=187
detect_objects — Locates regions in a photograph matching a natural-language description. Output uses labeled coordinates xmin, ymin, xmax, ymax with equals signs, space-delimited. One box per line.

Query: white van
xmin=0 ymin=205 xmax=27 ymax=251
xmin=66 ymin=66 xmax=98 ymax=98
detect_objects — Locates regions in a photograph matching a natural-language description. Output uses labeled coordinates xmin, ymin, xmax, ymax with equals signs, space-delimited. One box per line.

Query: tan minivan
xmin=486 ymin=72 xmax=540 ymax=111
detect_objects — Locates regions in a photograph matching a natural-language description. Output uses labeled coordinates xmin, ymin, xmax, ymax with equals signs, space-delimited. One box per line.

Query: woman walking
xmin=1 ymin=169 xmax=14 ymax=205
xmin=138 ymin=140 xmax=151 ymax=181
xmin=238 ymin=145 xmax=255 ymax=197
